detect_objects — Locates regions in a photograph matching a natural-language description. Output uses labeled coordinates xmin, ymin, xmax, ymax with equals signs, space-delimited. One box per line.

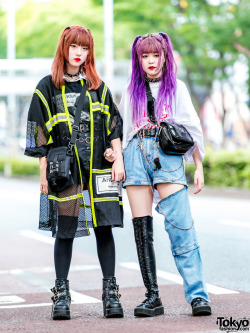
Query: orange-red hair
xmin=52 ymin=25 xmax=101 ymax=90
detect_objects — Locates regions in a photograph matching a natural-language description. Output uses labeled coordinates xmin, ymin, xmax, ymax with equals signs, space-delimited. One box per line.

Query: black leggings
xmin=54 ymin=226 xmax=115 ymax=279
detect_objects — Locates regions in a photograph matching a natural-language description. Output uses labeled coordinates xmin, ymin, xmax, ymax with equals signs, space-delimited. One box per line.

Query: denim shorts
xmin=123 ymin=136 xmax=187 ymax=188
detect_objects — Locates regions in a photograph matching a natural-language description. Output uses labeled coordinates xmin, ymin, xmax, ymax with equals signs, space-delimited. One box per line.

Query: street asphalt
xmin=0 ymin=176 xmax=249 ymax=332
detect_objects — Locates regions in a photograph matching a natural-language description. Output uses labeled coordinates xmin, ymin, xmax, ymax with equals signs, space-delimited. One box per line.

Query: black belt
xmin=138 ymin=128 xmax=157 ymax=137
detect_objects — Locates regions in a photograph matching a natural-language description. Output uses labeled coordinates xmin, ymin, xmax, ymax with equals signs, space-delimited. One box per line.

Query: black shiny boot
xmin=102 ymin=277 xmax=124 ymax=318
xmin=51 ymin=279 xmax=71 ymax=320
xmin=133 ymin=216 xmax=164 ymax=317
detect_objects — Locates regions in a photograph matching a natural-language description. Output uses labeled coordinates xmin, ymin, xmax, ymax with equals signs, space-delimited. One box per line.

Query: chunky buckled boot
xmin=51 ymin=278 xmax=71 ymax=320
xmin=102 ymin=277 xmax=124 ymax=318
xmin=133 ymin=216 xmax=164 ymax=317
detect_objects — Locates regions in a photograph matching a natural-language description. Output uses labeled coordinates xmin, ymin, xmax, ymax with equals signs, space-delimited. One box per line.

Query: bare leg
xmin=156 ymin=183 xmax=185 ymax=199
xmin=126 ymin=185 xmax=154 ymax=217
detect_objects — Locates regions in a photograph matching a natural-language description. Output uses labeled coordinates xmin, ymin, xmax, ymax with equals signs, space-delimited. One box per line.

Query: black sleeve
xmin=105 ymin=88 xmax=123 ymax=142
xmin=24 ymin=81 xmax=54 ymax=158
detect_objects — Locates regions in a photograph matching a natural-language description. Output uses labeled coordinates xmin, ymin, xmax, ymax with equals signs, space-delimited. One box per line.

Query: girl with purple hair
xmin=118 ymin=33 xmax=212 ymax=317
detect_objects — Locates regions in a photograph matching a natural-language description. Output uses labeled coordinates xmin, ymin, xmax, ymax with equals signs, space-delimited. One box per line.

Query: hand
xmin=194 ymin=166 xmax=204 ymax=194
xmin=112 ymin=155 xmax=126 ymax=183
xmin=104 ymin=148 xmax=117 ymax=162
xmin=40 ymin=177 xmax=48 ymax=194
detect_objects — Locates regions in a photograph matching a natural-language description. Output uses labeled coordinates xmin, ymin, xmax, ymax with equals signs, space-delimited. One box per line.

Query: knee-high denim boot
xmin=155 ymin=187 xmax=211 ymax=315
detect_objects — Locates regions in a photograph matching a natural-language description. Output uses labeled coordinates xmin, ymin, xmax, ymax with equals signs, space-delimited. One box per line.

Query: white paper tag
xmin=96 ymin=175 xmax=122 ymax=195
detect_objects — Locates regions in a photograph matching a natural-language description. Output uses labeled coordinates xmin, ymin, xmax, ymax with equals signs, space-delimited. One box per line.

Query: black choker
xmin=65 ymin=70 xmax=81 ymax=78
xmin=145 ymin=76 xmax=161 ymax=83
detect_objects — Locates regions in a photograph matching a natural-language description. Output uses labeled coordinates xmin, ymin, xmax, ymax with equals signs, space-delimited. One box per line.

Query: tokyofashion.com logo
xmin=216 ymin=317 xmax=250 ymax=332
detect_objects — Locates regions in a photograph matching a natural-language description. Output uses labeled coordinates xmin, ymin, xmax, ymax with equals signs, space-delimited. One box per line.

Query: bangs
xmin=65 ymin=27 xmax=90 ymax=48
xmin=137 ymin=37 xmax=162 ymax=56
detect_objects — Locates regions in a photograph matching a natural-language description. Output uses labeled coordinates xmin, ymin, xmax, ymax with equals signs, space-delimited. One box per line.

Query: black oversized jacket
xmin=25 ymin=75 xmax=123 ymax=238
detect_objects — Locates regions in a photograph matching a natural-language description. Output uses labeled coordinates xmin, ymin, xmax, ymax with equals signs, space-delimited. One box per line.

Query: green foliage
xmin=0 ymin=0 xmax=249 ymax=109
xmin=0 ymin=7 xmax=7 ymax=58
xmin=0 ymin=157 xmax=40 ymax=177
xmin=15 ymin=0 xmax=104 ymax=58
xmin=1 ymin=149 xmax=250 ymax=188
xmin=185 ymin=148 xmax=250 ymax=188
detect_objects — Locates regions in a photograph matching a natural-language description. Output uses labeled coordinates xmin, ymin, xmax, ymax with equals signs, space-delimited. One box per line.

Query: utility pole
xmin=7 ymin=0 xmax=17 ymax=158
xmin=103 ymin=0 xmax=114 ymax=93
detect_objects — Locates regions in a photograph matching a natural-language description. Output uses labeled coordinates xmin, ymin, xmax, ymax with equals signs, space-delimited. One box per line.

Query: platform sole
xmin=134 ymin=305 xmax=164 ymax=317
xmin=192 ymin=305 xmax=212 ymax=316
xmin=52 ymin=307 xmax=70 ymax=320
xmin=103 ymin=305 xmax=124 ymax=318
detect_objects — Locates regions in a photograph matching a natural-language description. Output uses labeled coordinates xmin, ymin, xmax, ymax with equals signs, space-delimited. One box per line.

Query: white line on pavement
xmin=0 ymin=291 xmax=101 ymax=309
xmin=0 ymin=264 xmax=100 ymax=275
xmin=70 ymin=290 xmax=101 ymax=304
xmin=120 ymin=262 xmax=239 ymax=295
xmin=20 ymin=230 xmax=54 ymax=245
xmin=219 ymin=219 xmax=250 ymax=228
xmin=0 ymin=296 xmax=25 ymax=305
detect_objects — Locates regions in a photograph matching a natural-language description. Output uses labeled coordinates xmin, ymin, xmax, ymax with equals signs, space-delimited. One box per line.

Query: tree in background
xmin=0 ymin=0 xmax=249 ymax=136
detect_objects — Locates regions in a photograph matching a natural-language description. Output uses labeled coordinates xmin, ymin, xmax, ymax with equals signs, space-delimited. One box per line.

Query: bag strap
xmin=145 ymin=80 xmax=157 ymax=125
xmin=67 ymin=83 xmax=88 ymax=155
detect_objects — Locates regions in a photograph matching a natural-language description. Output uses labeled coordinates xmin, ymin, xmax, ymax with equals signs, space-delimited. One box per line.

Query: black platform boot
xmin=51 ymin=279 xmax=71 ymax=320
xmin=133 ymin=216 xmax=164 ymax=317
xmin=102 ymin=277 xmax=124 ymax=318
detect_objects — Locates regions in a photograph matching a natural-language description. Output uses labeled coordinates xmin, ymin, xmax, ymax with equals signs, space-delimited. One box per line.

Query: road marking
xmin=120 ymin=262 xmax=239 ymax=295
xmin=0 ymin=303 xmax=52 ymax=309
xmin=20 ymin=230 xmax=54 ymax=245
xmin=219 ymin=219 xmax=250 ymax=228
xmin=70 ymin=290 xmax=101 ymax=304
xmin=0 ymin=296 xmax=25 ymax=305
xmin=0 ymin=265 xmax=100 ymax=275
xmin=0 ymin=291 xmax=101 ymax=309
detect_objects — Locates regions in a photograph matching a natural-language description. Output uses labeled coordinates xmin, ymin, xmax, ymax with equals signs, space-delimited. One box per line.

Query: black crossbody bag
xmin=46 ymin=84 xmax=87 ymax=193
xmin=145 ymin=80 xmax=194 ymax=156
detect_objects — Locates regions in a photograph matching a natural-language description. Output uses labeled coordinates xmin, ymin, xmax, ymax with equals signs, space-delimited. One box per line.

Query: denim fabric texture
xmin=155 ymin=187 xmax=209 ymax=304
xmin=123 ymin=136 xmax=187 ymax=188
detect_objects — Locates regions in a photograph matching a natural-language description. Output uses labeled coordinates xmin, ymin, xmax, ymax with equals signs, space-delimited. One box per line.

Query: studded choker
xmin=65 ymin=70 xmax=81 ymax=78
xmin=145 ymin=76 xmax=162 ymax=83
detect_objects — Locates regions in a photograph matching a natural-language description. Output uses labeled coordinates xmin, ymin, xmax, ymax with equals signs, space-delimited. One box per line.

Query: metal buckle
xmin=72 ymin=125 xmax=79 ymax=132
xmin=67 ymin=143 xmax=74 ymax=156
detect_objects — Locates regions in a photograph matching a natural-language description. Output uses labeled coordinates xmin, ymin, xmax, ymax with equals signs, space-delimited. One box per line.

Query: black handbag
xmin=158 ymin=122 xmax=194 ymax=156
xmin=46 ymin=84 xmax=87 ymax=192
xmin=145 ymin=81 xmax=194 ymax=156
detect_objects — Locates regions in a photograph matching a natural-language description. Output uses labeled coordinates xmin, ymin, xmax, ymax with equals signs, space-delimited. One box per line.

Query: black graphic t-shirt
xmin=65 ymin=81 xmax=90 ymax=125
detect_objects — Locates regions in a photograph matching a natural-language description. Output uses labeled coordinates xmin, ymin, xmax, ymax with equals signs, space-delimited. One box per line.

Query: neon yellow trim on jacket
xmin=93 ymin=197 xmax=120 ymax=202
xmin=35 ymin=89 xmax=52 ymax=119
xmin=87 ymin=90 xmax=97 ymax=227
xmin=92 ymin=168 xmax=112 ymax=173
xmin=45 ymin=113 xmax=68 ymax=132
xmin=48 ymin=193 xmax=83 ymax=202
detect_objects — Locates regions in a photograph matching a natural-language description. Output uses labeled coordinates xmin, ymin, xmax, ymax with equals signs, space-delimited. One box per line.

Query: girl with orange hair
xmin=25 ymin=26 xmax=124 ymax=320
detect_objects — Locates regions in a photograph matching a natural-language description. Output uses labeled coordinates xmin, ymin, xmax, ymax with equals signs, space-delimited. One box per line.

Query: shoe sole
xmin=192 ymin=306 xmax=212 ymax=316
xmin=52 ymin=309 xmax=70 ymax=320
xmin=134 ymin=305 xmax=164 ymax=317
xmin=104 ymin=306 xmax=124 ymax=318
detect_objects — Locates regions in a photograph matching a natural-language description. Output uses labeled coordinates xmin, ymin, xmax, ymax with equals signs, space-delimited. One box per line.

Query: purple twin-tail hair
xmin=128 ymin=32 xmax=177 ymax=124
